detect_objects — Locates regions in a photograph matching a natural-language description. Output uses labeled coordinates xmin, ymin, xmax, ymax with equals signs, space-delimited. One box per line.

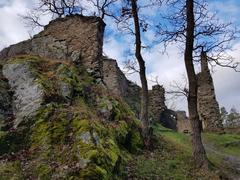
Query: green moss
xmin=115 ymin=120 xmax=129 ymax=145
xmin=33 ymin=163 xmax=52 ymax=180
xmin=0 ymin=161 xmax=24 ymax=180
xmin=0 ymin=56 xmax=143 ymax=179
xmin=129 ymin=130 xmax=143 ymax=153
xmin=80 ymin=164 xmax=108 ymax=179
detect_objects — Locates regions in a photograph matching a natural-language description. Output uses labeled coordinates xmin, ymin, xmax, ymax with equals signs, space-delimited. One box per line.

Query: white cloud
xmin=0 ymin=0 xmax=30 ymax=49
xmin=212 ymin=42 xmax=240 ymax=111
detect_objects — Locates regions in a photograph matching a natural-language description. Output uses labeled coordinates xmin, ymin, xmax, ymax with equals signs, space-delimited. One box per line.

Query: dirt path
xmin=204 ymin=143 xmax=240 ymax=179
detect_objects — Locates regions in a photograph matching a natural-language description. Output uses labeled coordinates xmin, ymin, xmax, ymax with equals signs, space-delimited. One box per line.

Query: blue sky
xmin=0 ymin=0 xmax=240 ymax=112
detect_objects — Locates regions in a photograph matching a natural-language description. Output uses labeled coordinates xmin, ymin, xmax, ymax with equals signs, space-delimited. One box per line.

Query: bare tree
xmin=37 ymin=0 xmax=82 ymax=17
xmin=158 ymin=0 xmax=239 ymax=69
xmin=166 ymin=74 xmax=188 ymax=98
xmin=126 ymin=0 xmax=151 ymax=147
xmin=184 ymin=0 xmax=208 ymax=167
xmin=156 ymin=0 xmax=239 ymax=167
xmin=21 ymin=0 xmax=85 ymax=30
xmin=158 ymin=0 xmax=237 ymax=166
xmin=114 ymin=0 xmax=163 ymax=147
xmin=87 ymin=0 xmax=118 ymax=19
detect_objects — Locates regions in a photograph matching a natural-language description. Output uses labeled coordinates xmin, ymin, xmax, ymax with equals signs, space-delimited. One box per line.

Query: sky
xmin=0 ymin=0 xmax=240 ymax=113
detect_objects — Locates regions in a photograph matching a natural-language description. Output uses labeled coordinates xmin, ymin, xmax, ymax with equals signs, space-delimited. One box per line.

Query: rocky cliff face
xmin=0 ymin=14 xmax=184 ymax=178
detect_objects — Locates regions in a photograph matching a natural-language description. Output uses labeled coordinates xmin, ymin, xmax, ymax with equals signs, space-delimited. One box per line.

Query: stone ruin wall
xmin=197 ymin=52 xmax=223 ymax=132
xmin=102 ymin=57 xmax=129 ymax=97
xmin=0 ymin=15 xmax=105 ymax=77
xmin=102 ymin=58 xmax=174 ymax=122
xmin=149 ymin=85 xmax=167 ymax=121
xmin=102 ymin=57 xmax=141 ymax=117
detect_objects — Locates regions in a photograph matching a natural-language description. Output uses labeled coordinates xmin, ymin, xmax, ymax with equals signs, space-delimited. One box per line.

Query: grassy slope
xmin=129 ymin=123 xmax=240 ymax=179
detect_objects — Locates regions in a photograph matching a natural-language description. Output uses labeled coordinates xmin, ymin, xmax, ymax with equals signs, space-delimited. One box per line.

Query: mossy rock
xmin=0 ymin=55 xmax=143 ymax=179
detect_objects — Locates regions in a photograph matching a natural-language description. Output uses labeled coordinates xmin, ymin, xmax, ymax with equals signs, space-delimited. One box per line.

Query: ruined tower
xmin=197 ymin=52 xmax=223 ymax=131
xmin=149 ymin=85 xmax=167 ymax=121
xmin=149 ymin=85 xmax=177 ymax=130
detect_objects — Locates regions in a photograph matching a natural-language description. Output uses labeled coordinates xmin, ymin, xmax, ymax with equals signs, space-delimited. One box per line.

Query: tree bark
xmin=184 ymin=0 xmax=208 ymax=167
xmin=130 ymin=0 xmax=150 ymax=146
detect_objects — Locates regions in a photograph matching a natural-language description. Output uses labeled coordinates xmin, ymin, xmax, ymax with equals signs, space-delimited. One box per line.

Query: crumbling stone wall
xmin=176 ymin=111 xmax=191 ymax=133
xmin=102 ymin=57 xmax=128 ymax=97
xmin=149 ymin=85 xmax=177 ymax=129
xmin=0 ymin=15 xmax=105 ymax=77
xmin=149 ymin=85 xmax=167 ymax=121
xmin=102 ymin=57 xmax=141 ymax=116
xmin=197 ymin=52 xmax=223 ymax=131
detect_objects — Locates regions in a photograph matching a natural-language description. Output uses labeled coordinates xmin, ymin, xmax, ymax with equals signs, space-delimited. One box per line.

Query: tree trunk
xmin=130 ymin=0 xmax=150 ymax=146
xmin=184 ymin=0 xmax=208 ymax=167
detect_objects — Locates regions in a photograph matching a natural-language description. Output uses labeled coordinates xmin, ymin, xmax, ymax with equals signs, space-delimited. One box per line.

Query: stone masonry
xmin=102 ymin=57 xmax=129 ymax=97
xmin=149 ymin=85 xmax=167 ymax=121
xmin=102 ymin=57 xmax=141 ymax=117
xmin=102 ymin=60 xmax=177 ymax=128
xmin=0 ymin=15 xmax=105 ymax=77
xmin=197 ymin=52 xmax=223 ymax=131
xmin=176 ymin=111 xmax=191 ymax=133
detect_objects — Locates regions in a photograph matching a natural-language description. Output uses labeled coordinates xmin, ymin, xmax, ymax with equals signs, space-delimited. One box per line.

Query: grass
xmin=128 ymin=123 xmax=219 ymax=180
xmin=154 ymin=123 xmax=192 ymax=152
xmin=203 ymin=132 xmax=240 ymax=157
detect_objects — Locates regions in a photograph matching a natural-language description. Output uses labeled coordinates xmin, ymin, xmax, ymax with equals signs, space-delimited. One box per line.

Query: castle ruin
xmin=197 ymin=52 xmax=223 ymax=132
xmin=0 ymin=15 xmax=222 ymax=132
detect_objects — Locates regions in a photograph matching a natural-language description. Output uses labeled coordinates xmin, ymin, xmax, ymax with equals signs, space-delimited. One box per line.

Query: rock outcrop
xmin=197 ymin=52 xmax=223 ymax=132
xmin=2 ymin=60 xmax=44 ymax=128
xmin=0 ymin=56 xmax=143 ymax=179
